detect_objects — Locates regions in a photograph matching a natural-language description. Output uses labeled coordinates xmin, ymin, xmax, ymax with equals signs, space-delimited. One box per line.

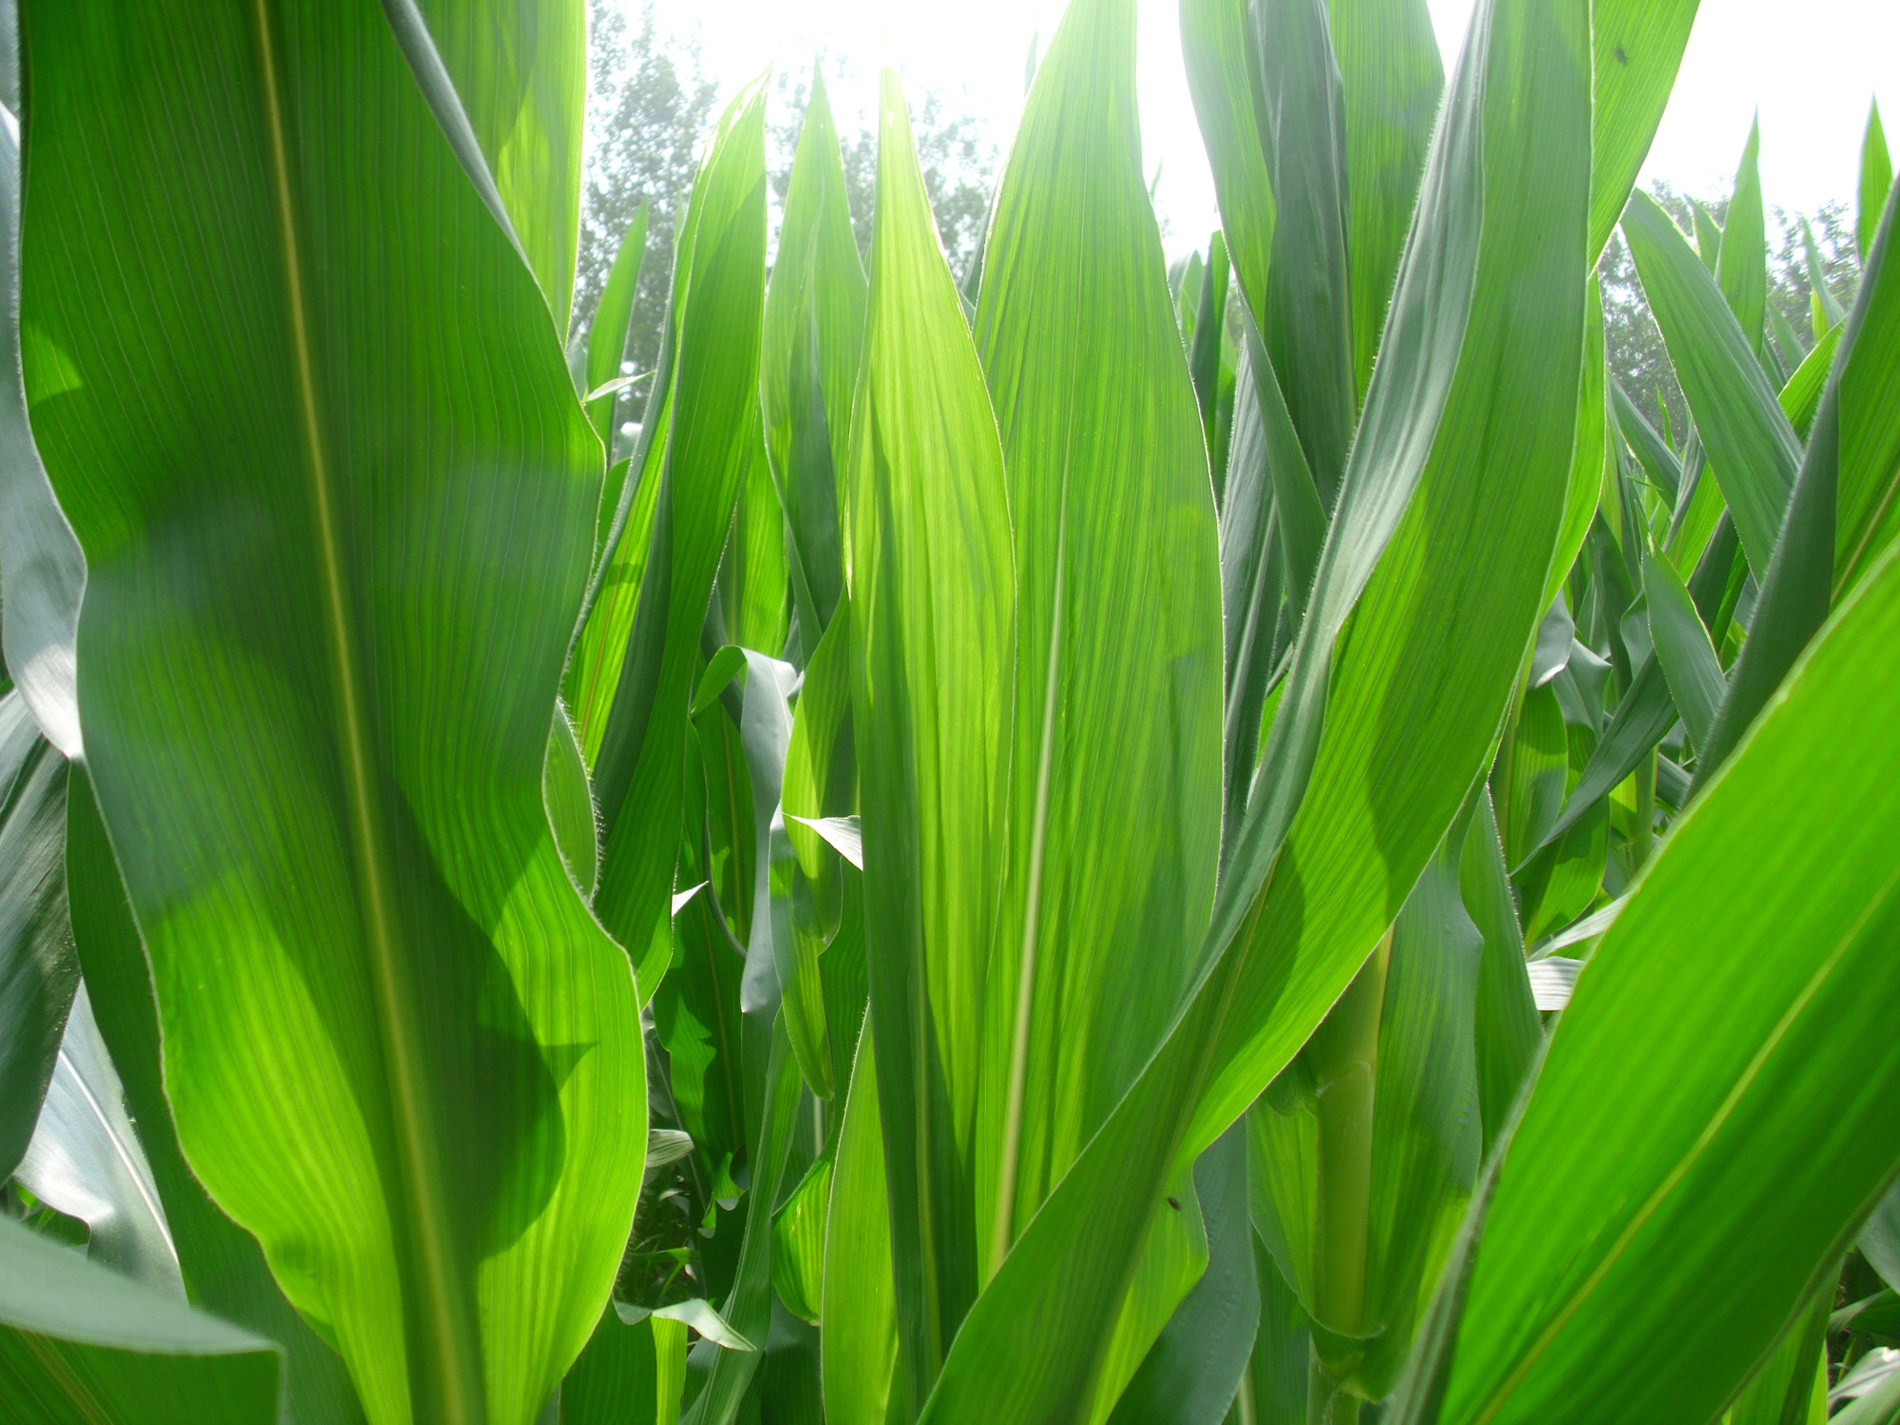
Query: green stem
xmin=1632 ymin=747 xmax=1656 ymax=869
xmin=1303 ymin=932 xmax=1389 ymax=1424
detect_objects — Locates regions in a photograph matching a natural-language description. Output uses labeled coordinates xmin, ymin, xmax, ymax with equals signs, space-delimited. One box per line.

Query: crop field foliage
xmin=1 ymin=0 xmax=1898 ymax=1424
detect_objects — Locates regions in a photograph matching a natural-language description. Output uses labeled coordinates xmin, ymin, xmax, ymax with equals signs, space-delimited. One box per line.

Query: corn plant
xmin=5 ymin=0 xmax=1900 ymax=1423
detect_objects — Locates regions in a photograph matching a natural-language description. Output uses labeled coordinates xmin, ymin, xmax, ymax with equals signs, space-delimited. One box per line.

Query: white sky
xmin=657 ymin=0 xmax=1898 ymax=256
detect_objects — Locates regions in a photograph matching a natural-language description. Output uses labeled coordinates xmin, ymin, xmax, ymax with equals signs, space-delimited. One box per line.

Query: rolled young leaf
xmin=19 ymin=2 xmax=644 ymax=1420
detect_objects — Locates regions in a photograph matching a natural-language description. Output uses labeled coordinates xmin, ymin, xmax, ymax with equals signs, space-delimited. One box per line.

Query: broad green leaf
xmin=15 ymin=984 xmax=182 ymax=1294
xmin=1622 ymin=189 xmax=1802 ymax=576
xmin=0 ymin=1214 xmax=281 ymax=1425
xmin=851 ymin=68 xmax=1016 ymax=1395
xmin=66 ymin=770 xmax=367 ymax=1424
xmin=1241 ymin=312 xmax=1326 ymax=635
xmin=972 ymin=0 xmax=1221 ymax=1291
xmin=1330 ymin=0 xmax=1444 ymax=401
xmin=1642 ymin=549 xmax=1724 ymax=751
xmin=0 ymin=693 xmax=74 ymax=1177
xmin=763 ymin=63 xmax=867 ymax=647
xmin=918 ymin=0 xmax=1596 ymax=1412
xmin=583 ymin=202 xmax=649 ymax=449
xmin=565 ymin=80 xmax=766 ymax=771
xmin=1698 ymin=181 xmax=1899 ymax=788
xmin=1588 ymin=0 xmax=1701 ymax=260
xmin=1179 ymin=0 xmax=1276 ymax=319
xmin=1255 ymin=0 xmax=1357 ymax=504
xmin=409 ymin=0 xmax=585 ymax=332
xmin=593 ymin=80 xmax=768 ymax=967
xmin=19 ymin=4 xmax=644 ymax=1420
xmin=1715 ymin=120 xmax=1767 ymax=356
xmin=822 ymin=1018 xmax=897 ymax=1425
xmin=1431 ymin=538 xmax=1900 ymax=1425
xmin=1861 ymin=101 xmax=1892 ymax=263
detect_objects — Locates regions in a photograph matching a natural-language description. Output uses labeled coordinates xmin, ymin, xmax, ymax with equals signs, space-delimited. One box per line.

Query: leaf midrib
xmin=249 ymin=4 xmax=479 ymax=1417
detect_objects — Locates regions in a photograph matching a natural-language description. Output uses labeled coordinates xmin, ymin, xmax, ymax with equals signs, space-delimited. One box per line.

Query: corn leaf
xmin=14 ymin=984 xmax=183 ymax=1295
xmin=1588 ymin=0 xmax=1701 ymax=261
xmin=0 ymin=694 xmax=74 ymax=1178
xmin=66 ymin=769 xmax=367 ymax=1422
xmin=763 ymin=63 xmax=865 ymax=650
xmin=1254 ymin=0 xmax=1357 ymax=504
xmin=822 ymin=1018 xmax=897 ymax=1425
xmin=1178 ymin=0 xmax=1276 ymax=320
xmin=0 ymin=1214 xmax=281 ymax=1425
xmin=917 ymin=0 xmax=1597 ymax=1412
xmin=850 ymin=68 xmax=1016 ymax=1397
xmin=1330 ymin=0 xmax=1444 ymax=400
xmin=971 ymin=0 xmax=1222 ymax=1281
xmin=409 ymin=0 xmax=585 ymax=332
xmin=1861 ymin=101 xmax=1893 ymax=263
xmin=19 ymin=3 xmax=645 ymax=1419
xmin=1622 ymin=189 xmax=1802 ymax=576
xmin=566 ymin=80 xmax=766 ymax=771
xmin=1428 ymin=538 xmax=1900 ymax=1425
xmin=583 ymin=202 xmax=648 ymax=450
xmin=0 ymin=81 xmax=82 ymax=757
xmin=1698 ymin=181 xmax=1899 ymax=788
xmin=593 ymin=80 xmax=767 ymax=965
xmin=1642 ymin=549 xmax=1724 ymax=751
xmin=1715 ymin=120 xmax=1767 ymax=357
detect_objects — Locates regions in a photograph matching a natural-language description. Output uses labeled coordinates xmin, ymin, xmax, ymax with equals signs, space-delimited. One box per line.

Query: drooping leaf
xmin=1641 ymin=549 xmax=1724 ymax=752
xmin=19 ymin=3 xmax=645 ymax=1419
xmin=0 ymin=1214 xmax=281 ymax=1425
xmin=1430 ymin=539 xmax=1900 ymax=1425
xmin=0 ymin=75 xmax=82 ymax=758
xmin=0 ymin=693 xmax=74 ymax=1178
xmin=15 ymin=984 xmax=183 ymax=1295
